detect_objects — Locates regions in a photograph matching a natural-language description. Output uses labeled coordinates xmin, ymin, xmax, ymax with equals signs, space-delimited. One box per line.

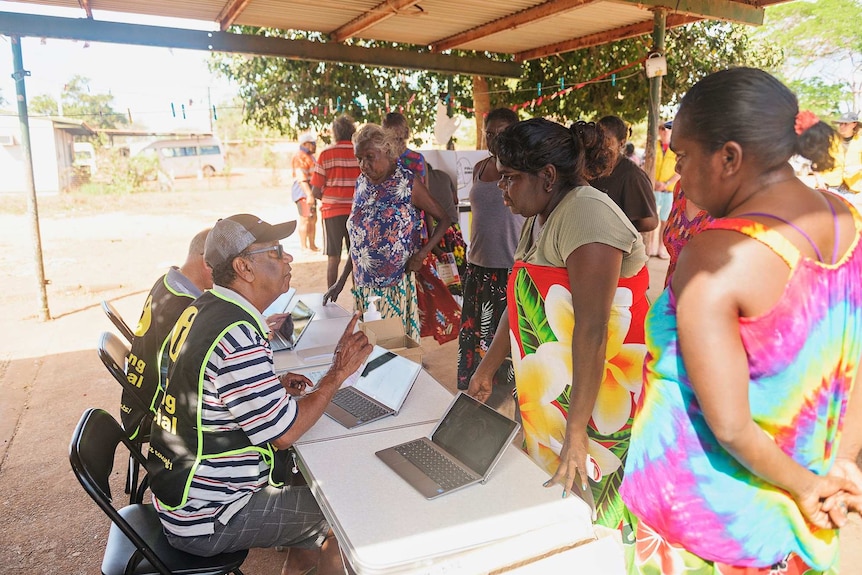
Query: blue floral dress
xmin=347 ymin=161 xmax=423 ymax=340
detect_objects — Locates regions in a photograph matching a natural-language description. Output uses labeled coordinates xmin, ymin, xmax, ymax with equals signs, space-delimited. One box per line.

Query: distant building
xmin=0 ymin=115 xmax=96 ymax=193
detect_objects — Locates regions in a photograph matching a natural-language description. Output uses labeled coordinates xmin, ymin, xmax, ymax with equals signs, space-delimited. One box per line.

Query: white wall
xmin=419 ymin=149 xmax=492 ymax=245
xmin=419 ymin=149 xmax=489 ymax=202
xmin=0 ymin=116 xmax=65 ymax=194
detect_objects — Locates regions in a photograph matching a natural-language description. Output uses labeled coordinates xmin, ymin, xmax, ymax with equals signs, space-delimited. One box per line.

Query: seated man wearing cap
xmin=123 ymin=227 xmax=213 ymax=440
xmin=148 ymin=213 xmax=372 ymax=574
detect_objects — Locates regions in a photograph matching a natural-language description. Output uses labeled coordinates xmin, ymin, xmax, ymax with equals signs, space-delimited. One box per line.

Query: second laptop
xmin=324 ymin=345 xmax=421 ymax=428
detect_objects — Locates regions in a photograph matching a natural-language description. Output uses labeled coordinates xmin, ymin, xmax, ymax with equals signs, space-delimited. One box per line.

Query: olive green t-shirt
xmin=514 ymin=185 xmax=648 ymax=278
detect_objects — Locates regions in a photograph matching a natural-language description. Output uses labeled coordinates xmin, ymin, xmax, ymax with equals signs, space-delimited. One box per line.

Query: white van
xmin=138 ymin=136 xmax=225 ymax=179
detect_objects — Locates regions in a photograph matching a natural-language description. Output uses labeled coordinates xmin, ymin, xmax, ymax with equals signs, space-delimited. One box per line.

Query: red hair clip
xmin=794 ymin=110 xmax=819 ymax=135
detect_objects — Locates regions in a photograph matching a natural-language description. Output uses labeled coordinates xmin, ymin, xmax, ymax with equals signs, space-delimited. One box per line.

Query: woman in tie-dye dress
xmin=468 ymin=118 xmax=649 ymax=531
xmin=621 ymin=68 xmax=862 ymax=574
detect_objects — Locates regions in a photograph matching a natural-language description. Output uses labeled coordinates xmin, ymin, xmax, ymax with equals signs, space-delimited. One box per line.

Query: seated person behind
xmin=123 ymin=227 xmax=212 ymax=440
xmin=148 ymin=213 xmax=372 ymax=575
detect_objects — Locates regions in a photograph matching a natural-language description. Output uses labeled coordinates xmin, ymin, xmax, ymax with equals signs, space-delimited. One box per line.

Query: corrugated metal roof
xmin=456 ymin=3 xmax=651 ymax=54
xmin=3 ymin=0 xmax=789 ymax=62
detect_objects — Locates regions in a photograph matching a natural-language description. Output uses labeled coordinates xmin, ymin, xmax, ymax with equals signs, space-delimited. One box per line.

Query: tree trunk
xmin=472 ymin=75 xmax=491 ymax=149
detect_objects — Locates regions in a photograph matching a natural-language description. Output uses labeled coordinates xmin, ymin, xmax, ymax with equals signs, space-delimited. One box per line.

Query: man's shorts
xmin=165 ymin=485 xmax=328 ymax=556
xmin=323 ymin=215 xmax=350 ymax=256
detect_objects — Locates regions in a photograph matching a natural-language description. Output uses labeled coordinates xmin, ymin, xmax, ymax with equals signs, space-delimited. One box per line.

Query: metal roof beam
xmin=217 ymin=0 xmax=253 ymax=31
xmin=330 ymin=0 xmax=423 ymax=43
xmin=612 ymin=0 xmax=764 ymax=25
xmin=77 ymin=0 xmax=93 ymax=19
xmin=0 ymin=11 xmax=522 ymax=78
xmin=431 ymin=0 xmax=596 ymax=53
xmin=514 ymin=13 xmax=699 ymax=61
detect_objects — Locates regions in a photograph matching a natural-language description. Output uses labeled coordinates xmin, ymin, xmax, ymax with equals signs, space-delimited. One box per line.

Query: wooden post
xmin=472 ymin=75 xmax=491 ymax=149
xmin=643 ymin=8 xmax=667 ymax=186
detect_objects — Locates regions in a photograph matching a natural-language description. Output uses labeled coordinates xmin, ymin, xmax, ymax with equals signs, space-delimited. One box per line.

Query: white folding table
xmin=282 ymin=293 xmax=625 ymax=574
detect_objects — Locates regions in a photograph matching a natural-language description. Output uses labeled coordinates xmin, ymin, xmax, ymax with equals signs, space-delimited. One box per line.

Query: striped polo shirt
xmin=154 ymin=285 xmax=297 ymax=537
xmin=311 ymin=141 xmax=360 ymax=219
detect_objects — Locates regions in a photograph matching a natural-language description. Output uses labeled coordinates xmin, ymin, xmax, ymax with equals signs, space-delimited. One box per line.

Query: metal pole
xmin=11 ymin=35 xmax=51 ymax=321
xmin=643 ymin=8 xmax=666 ymax=185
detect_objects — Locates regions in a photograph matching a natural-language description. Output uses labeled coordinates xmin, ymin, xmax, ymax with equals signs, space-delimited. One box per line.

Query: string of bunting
xmin=456 ymin=56 xmax=648 ymax=114
xmin=160 ymin=56 xmax=644 ymax=121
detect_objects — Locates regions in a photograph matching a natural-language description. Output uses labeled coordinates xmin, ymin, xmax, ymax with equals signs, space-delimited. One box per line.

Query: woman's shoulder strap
xmin=704 ymin=218 xmax=801 ymax=268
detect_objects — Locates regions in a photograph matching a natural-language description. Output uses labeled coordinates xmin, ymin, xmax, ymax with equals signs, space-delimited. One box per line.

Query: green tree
xmin=213 ymin=21 xmax=778 ymax=137
xmin=29 ymin=75 xmax=128 ymax=129
xmin=29 ymin=93 xmax=59 ymax=116
xmin=210 ymin=29 xmax=474 ymax=140
xmin=758 ymin=0 xmax=862 ymax=116
xmin=512 ymin=21 xmax=780 ymax=124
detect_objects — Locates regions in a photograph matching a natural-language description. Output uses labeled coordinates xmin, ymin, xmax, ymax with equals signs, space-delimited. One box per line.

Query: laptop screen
xmin=355 ymin=347 xmax=420 ymax=409
xmin=288 ymin=300 xmax=315 ymax=347
xmin=431 ymin=394 xmax=519 ymax=476
xmin=262 ymin=287 xmax=297 ymax=317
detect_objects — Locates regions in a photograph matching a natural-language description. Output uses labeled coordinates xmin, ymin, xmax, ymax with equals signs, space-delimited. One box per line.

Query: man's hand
xmin=266 ymin=313 xmax=292 ymax=338
xmin=325 ymin=314 xmax=372 ymax=386
xmin=278 ymin=372 xmax=312 ymax=396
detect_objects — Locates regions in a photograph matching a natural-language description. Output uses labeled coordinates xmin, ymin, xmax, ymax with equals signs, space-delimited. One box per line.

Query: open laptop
xmin=263 ymin=289 xmax=316 ymax=352
xmin=324 ymin=345 xmax=421 ymax=429
xmin=376 ymin=392 xmax=520 ymax=500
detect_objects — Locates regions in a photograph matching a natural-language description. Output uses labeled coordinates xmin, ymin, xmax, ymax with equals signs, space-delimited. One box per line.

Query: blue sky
xmin=0 ymin=1 xmax=236 ymax=131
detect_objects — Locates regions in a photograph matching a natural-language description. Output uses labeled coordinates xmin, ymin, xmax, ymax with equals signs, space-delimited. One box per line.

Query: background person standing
xmin=647 ymin=120 xmax=679 ymax=259
xmin=292 ymin=132 xmax=320 ymax=253
xmin=312 ymin=115 xmax=361 ymax=289
xmin=590 ymin=115 xmax=658 ymax=233
xmin=817 ymin=111 xmax=862 ymax=200
xmin=456 ymin=107 xmax=524 ymax=391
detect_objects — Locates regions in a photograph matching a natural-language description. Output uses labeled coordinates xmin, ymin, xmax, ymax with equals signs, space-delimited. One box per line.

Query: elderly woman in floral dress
xmin=324 ymin=124 xmax=452 ymax=341
xmin=468 ymin=118 xmax=649 ymax=532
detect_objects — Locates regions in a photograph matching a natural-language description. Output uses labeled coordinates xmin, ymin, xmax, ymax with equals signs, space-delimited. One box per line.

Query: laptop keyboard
xmin=395 ymin=439 xmax=474 ymax=491
xmin=331 ymin=388 xmax=388 ymax=422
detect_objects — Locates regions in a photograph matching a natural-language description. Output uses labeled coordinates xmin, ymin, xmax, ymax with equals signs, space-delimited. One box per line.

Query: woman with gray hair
xmin=324 ymin=124 xmax=453 ymax=341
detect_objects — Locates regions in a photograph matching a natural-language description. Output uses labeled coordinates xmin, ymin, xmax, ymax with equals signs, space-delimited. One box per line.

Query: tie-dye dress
xmin=621 ymin=207 xmax=862 ymax=574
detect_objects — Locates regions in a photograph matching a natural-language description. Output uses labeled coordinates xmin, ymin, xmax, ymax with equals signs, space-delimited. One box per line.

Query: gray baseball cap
xmin=834 ymin=112 xmax=859 ymax=124
xmin=204 ymin=214 xmax=296 ymax=268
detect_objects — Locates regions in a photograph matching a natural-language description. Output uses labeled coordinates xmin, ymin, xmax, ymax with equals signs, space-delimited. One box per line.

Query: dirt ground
xmin=0 ymin=172 xmax=860 ymax=574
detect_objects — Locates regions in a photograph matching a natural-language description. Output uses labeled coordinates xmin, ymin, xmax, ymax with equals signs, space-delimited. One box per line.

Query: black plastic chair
xmin=102 ymin=299 xmax=136 ymax=344
xmin=69 ymin=408 xmax=247 ymax=575
xmin=98 ymin=331 xmax=151 ymax=503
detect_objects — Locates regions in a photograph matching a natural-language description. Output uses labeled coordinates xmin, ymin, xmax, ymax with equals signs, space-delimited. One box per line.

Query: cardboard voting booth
xmin=360 ymin=318 xmax=423 ymax=365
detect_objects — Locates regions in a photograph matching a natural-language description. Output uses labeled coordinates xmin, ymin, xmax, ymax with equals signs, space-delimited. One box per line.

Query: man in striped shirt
xmin=311 ymin=115 xmax=361 ymax=289
xmin=148 ymin=213 xmax=372 ymax=574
